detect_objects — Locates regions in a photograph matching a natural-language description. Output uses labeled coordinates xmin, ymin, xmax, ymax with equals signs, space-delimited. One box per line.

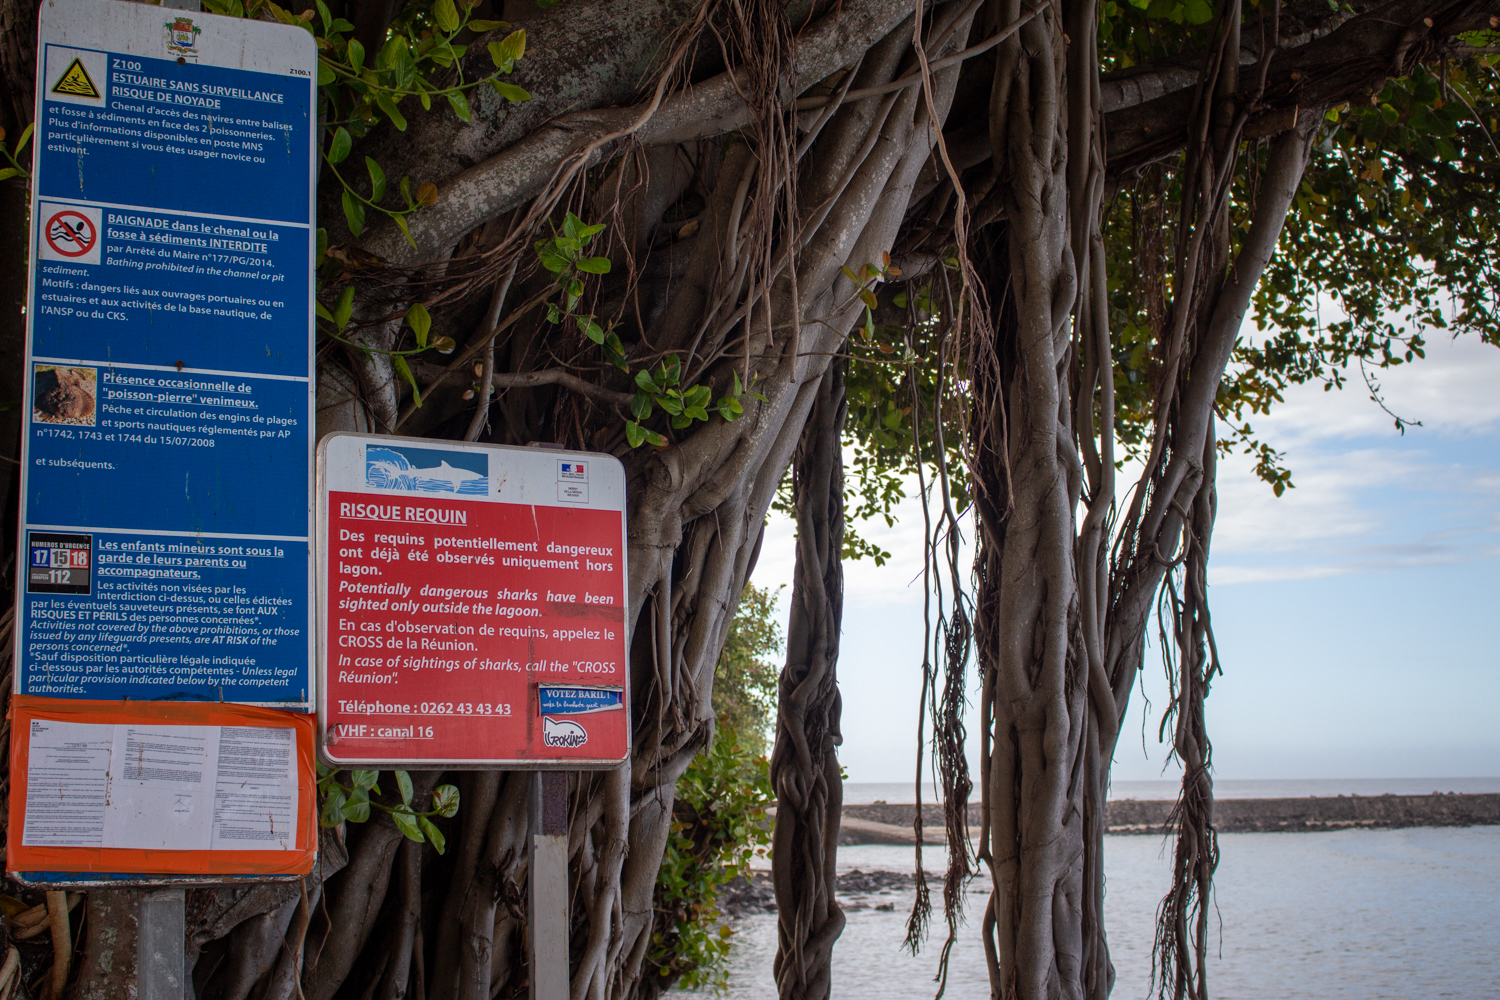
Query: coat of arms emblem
xmin=165 ymin=15 xmax=201 ymax=60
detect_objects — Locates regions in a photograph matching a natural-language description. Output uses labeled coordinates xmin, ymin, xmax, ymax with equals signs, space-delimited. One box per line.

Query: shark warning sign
xmin=317 ymin=434 xmax=631 ymax=769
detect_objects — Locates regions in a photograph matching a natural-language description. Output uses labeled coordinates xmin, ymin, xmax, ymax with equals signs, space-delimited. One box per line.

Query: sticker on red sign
xmin=317 ymin=434 xmax=629 ymax=768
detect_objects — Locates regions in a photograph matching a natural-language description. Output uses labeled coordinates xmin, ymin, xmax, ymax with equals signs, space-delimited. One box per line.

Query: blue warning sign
xmin=17 ymin=5 xmax=317 ymax=707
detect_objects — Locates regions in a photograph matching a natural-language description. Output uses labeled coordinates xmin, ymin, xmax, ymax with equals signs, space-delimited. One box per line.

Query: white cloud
xmin=1241 ymin=331 xmax=1500 ymax=445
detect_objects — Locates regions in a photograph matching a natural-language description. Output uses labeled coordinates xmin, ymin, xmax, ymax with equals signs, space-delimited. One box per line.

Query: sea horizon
xmin=839 ymin=776 xmax=1500 ymax=804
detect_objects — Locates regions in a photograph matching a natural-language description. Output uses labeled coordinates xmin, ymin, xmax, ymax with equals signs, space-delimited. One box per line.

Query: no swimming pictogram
xmin=43 ymin=210 xmax=96 ymax=258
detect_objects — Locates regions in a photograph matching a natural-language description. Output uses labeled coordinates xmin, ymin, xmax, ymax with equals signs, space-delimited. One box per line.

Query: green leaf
xmin=492 ymin=81 xmax=531 ymax=102
xmin=433 ymin=0 xmax=460 ymax=33
xmin=364 ymin=156 xmax=386 ymax=203
xmin=391 ymin=807 xmax=424 ymax=842
xmin=14 ymin=123 xmax=31 ymax=154
xmin=341 ymin=788 xmax=371 ymax=823
xmin=495 ymin=28 xmax=525 ymax=65
xmin=626 ymin=420 xmax=648 ymax=448
xmin=393 ymin=354 xmax=422 ymax=407
xmin=418 ymin=815 xmax=447 ymax=854
xmin=347 ymin=38 xmax=365 ymax=72
xmin=316 ymin=62 xmax=334 ymax=86
xmin=577 ymin=315 xmax=605 ymax=344
xmin=375 ymin=92 xmax=407 ymax=131
xmin=731 ymin=370 xmax=743 ymax=397
xmin=315 ymin=0 xmax=331 ymax=32
xmin=333 ymin=285 xmax=355 ymax=330
xmin=605 ymin=332 xmax=628 ymax=370
xmin=468 ymin=19 xmax=508 ymax=32
xmin=396 ymin=770 xmax=414 ymax=805
xmin=630 ymin=392 xmax=653 ymax=420
xmin=315 ymin=227 xmax=328 ymax=264
xmin=341 ymin=190 xmax=366 ymax=237
xmin=635 ymin=370 xmax=660 ymax=394
xmin=376 ymin=35 xmax=415 ymax=86
xmin=327 ymin=126 xmax=352 ymax=164
xmin=406 ymin=303 xmax=431 ymax=347
xmin=858 ymin=287 xmax=878 ymax=309
xmin=535 ymin=242 xmax=570 ymax=273
xmin=319 ymin=786 xmax=347 ymax=827
xmin=431 ymin=335 xmax=457 ymax=354
xmin=315 ymin=302 xmax=335 ymax=323
xmin=0 ymin=168 xmax=20 ymax=182
xmin=351 ymin=769 xmax=379 ymax=791
xmin=431 ymin=784 xmax=460 ymax=818
xmin=399 ymin=176 xmax=415 ymax=209
xmin=576 ymin=256 xmax=611 ymax=274
xmin=563 ymin=213 xmax=583 ymax=239
xmin=1182 ymin=0 xmax=1213 ymax=22
xmin=446 ymin=90 xmax=472 ymax=122
xmin=393 ymin=213 xmax=416 ymax=250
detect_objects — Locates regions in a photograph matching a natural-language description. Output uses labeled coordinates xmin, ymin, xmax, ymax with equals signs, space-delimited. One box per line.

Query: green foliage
xmin=201 ymin=0 xmax=531 ymax=246
xmin=533 ymin=214 xmax=748 ymax=447
xmin=0 ymin=122 xmax=33 ymax=182
xmin=712 ymin=582 xmax=783 ymax=756
xmin=645 ymin=583 xmax=780 ymax=992
xmin=316 ymin=763 xmax=460 ymax=854
xmin=647 ymin=723 xmax=772 ymax=993
xmin=825 ymin=260 xmax=967 ymax=565
xmin=313 ymin=288 xmax=454 ymax=407
xmin=1084 ymin=19 xmax=1500 ymax=493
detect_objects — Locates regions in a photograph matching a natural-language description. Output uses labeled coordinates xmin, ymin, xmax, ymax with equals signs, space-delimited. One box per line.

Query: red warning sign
xmin=317 ymin=434 xmax=630 ymax=768
xmin=44 ymin=210 xmax=96 ymax=258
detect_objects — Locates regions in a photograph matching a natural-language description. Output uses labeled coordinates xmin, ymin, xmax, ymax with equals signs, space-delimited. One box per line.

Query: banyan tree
xmin=0 ymin=0 xmax=1496 ymax=997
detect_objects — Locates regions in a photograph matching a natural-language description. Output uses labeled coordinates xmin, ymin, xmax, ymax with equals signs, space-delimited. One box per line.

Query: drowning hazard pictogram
xmin=51 ymin=58 xmax=100 ymax=100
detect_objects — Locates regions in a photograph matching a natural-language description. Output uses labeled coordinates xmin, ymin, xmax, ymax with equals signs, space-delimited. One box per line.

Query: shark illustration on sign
xmin=365 ymin=445 xmax=487 ymax=495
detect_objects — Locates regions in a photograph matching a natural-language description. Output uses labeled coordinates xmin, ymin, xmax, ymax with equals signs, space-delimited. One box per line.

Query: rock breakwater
xmin=833 ymin=793 xmax=1500 ymax=844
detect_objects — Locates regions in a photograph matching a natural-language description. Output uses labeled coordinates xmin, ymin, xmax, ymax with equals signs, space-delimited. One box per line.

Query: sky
xmin=749 ymin=330 xmax=1500 ymax=783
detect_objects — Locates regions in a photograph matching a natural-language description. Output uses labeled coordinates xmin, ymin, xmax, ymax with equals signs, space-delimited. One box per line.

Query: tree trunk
xmin=770 ymin=358 xmax=847 ymax=1000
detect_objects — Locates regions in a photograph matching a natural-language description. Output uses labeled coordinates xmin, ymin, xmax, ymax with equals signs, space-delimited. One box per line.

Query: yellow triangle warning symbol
xmin=52 ymin=58 xmax=100 ymax=99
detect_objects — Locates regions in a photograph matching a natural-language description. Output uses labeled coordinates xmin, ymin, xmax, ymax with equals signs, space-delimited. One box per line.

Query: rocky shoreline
xmin=831 ymin=792 xmax=1500 ymax=844
xmin=720 ymin=869 xmax=916 ymax=918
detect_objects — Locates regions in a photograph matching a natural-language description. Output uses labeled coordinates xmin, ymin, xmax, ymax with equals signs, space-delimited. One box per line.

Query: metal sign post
xmin=11 ymin=0 xmax=320 ymax=914
xmin=530 ymin=772 xmax=569 ymax=1000
xmin=137 ymin=888 xmax=186 ymax=1000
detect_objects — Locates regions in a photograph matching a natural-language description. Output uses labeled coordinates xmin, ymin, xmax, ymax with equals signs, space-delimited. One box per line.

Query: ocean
xmin=680 ymin=783 xmax=1500 ymax=998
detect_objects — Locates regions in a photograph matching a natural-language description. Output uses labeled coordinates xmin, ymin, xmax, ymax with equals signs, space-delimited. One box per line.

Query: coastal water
xmin=693 ymin=824 xmax=1500 ymax=999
